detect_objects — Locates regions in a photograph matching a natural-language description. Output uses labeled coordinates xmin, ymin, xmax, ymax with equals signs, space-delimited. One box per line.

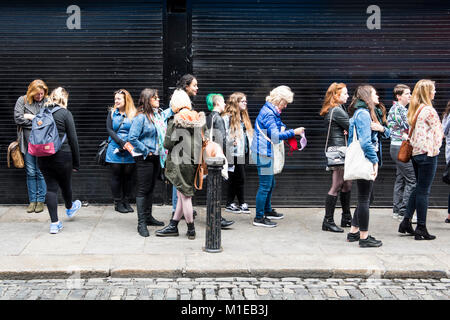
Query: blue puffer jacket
xmin=348 ymin=102 xmax=379 ymax=164
xmin=251 ymin=101 xmax=295 ymax=158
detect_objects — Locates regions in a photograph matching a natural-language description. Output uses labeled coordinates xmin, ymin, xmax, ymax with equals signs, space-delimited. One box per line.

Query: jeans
xmin=254 ymin=154 xmax=275 ymax=219
xmin=351 ymin=179 xmax=373 ymax=232
xmin=405 ymin=154 xmax=438 ymax=225
xmin=172 ymin=185 xmax=178 ymax=212
xmin=390 ymin=145 xmax=416 ymax=214
xmin=24 ymin=151 xmax=46 ymax=203
xmin=38 ymin=151 xmax=73 ymax=223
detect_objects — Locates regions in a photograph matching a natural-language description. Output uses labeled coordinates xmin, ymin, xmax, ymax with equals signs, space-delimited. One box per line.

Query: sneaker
xmin=49 ymin=221 xmax=63 ymax=234
xmin=411 ymin=215 xmax=417 ymax=224
xmin=392 ymin=212 xmax=399 ymax=219
xmin=225 ymin=203 xmax=241 ymax=214
xmin=397 ymin=212 xmax=405 ymax=221
xmin=66 ymin=200 xmax=82 ymax=218
xmin=239 ymin=203 xmax=251 ymax=214
xmin=253 ymin=217 xmax=277 ymax=228
xmin=359 ymin=235 xmax=382 ymax=248
xmin=347 ymin=231 xmax=360 ymax=242
xmin=265 ymin=209 xmax=284 ymax=220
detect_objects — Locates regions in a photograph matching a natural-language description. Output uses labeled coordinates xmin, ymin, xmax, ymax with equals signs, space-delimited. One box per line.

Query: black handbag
xmin=443 ymin=161 xmax=450 ymax=185
xmin=95 ymin=113 xmax=125 ymax=166
xmin=324 ymin=107 xmax=347 ymax=167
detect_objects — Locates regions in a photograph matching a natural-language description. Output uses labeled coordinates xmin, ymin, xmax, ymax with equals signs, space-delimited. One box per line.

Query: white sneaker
xmin=412 ymin=216 xmax=417 ymax=224
xmin=225 ymin=203 xmax=241 ymax=214
xmin=239 ymin=203 xmax=251 ymax=214
xmin=392 ymin=212 xmax=399 ymax=219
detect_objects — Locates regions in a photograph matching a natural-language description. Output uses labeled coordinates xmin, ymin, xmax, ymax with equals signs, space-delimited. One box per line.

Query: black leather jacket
xmin=324 ymin=105 xmax=349 ymax=148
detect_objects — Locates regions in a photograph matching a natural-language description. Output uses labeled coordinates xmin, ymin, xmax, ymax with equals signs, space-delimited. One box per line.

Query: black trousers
xmin=109 ymin=163 xmax=136 ymax=200
xmin=135 ymin=155 xmax=160 ymax=198
xmin=351 ymin=179 xmax=374 ymax=232
xmin=226 ymin=156 xmax=246 ymax=205
xmin=38 ymin=151 xmax=73 ymax=223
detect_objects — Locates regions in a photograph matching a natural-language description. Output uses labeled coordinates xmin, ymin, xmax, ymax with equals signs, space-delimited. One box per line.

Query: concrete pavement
xmin=0 ymin=205 xmax=449 ymax=279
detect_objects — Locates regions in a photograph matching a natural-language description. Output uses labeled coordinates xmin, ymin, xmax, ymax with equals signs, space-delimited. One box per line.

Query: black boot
xmin=340 ymin=191 xmax=352 ymax=227
xmin=144 ymin=195 xmax=164 ymax=226
xmin=156 ymin=219 xmax=179 ymax=237
xmin=136 ymin=197 xmax=149 ymax=237
xmin=414 ymin=224 xmax=436 ymax=240
xmin=186 ymin=222 xmax=196 ymax=240
xmin=398 ymin=218 xmax=415 ymax=235
xmin=114 ymin=199 xmax=128 ymax=214
xmin=322 ymin=195 xmax=344 ymax=233
xmin=122 ymin=198 xmax=134 ymax=213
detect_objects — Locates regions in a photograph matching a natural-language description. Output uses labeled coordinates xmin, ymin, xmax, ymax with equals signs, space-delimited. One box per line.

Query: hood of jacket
xmin=173 ymin=108 xmax=206 ymax=128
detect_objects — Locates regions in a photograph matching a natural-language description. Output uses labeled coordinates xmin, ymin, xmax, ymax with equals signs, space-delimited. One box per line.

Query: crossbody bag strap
xmin=324 ymin=107 xmax=336 ymax=152
xmin=256 ymin=121 xmax=274 ymax=145
xmin=408 ymin=104 xmax=425 ymax=139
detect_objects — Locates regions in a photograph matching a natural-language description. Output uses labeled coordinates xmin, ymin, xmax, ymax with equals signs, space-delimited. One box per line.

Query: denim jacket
xmin=348 ymin=103 xmax=379 ymax=164
xmin=128 ymin=113 xmax=158 ymax=159
xmin=106 ymin=109 xmax=135 ymax=164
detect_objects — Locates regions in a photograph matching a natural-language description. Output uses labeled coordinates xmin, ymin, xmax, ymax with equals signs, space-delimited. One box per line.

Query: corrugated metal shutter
xmin=191 ymin=0 xmax=450 ymax=207
xmin=0 ymin=0 xmax=163 ymax=204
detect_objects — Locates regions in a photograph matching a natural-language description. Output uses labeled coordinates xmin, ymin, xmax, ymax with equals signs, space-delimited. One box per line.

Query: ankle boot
xmin=398 ymin=218 xmax=415 ymax=235
xmin=322 ymin=195 xmax=344 ymax=233
xmin=340 ymin=191 xmax=352 ymax=227
xmin=114 ymin=199 xmax=128 ymax=214
xmin=136 ymin=197 xmax=149 ymax=237
xmin=414 ymin=224 xmax=436 ymax=240
xmin=122 ymin=198 xmax=134 ymax=213
xmin=156 ymin=219 xmax=179 ymax=237
xmin=144 ymin=195 xmax=164 ymax=226
xmin=186 ymin=222 xmax=196 ymax=240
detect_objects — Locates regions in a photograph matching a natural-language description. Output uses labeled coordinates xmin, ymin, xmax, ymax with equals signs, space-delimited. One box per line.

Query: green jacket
xmin=164 ymin=111 xmax=206 ymax=197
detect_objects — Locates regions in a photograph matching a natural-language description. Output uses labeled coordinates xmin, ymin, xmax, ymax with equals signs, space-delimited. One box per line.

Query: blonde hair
xmin=170 ymin=89 xmax=192 ymax=113
xmin=266 ymin=85 xmax=294 ymax=106
xmin=407 ymin=79 xmax=435 ymax=125
xmin=26 ymin=79 xmax=48 ymax=105
xmin=112 ymin=89 xmax=137 ymax=120
xmin=224 ymin=92 xmax=253 ymax=138
xmin=46 ymin=87 xmax=69 ymax=108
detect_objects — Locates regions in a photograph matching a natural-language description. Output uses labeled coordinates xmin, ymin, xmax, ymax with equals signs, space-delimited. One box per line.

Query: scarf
xmin=151 ymin=110 xmax=168 ymax=168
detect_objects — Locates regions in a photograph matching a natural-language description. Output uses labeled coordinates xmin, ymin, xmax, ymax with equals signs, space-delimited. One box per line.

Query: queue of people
xmin=13 ymin=76 xmax=449 ymax=246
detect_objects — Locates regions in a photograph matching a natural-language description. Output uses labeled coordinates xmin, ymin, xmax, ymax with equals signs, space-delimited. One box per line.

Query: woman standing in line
xmin=37 ymin=88 xmax=81 ymax=234
xmin=105 ymin=89 xmax=137 ymax=213
xmin=223 ymin=92 xmax=254 ymax=214
xmin=128 ymin=89 xmax=168 ymax=237
xmin=398 ymin=80 xmax=443 ymax=239
xmin=156 ymin=89 xmax=206 ymax=239
xmin=319 ymin=83 xmax=352 ymax=233
xmin=346 ymin=85 xmax=382 ymax=247
xmin=14 ymin=79 xmax=48 ymax=213
xmin=442 ymin=101 xmax=450 ymax=224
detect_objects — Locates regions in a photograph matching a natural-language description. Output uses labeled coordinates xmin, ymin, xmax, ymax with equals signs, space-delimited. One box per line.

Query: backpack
xmin=28 ymin=106 xmax=66 ymax=157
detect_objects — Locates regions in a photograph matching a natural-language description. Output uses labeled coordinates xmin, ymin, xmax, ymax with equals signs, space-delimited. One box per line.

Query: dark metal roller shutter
xmin=0 ymin=0 xmax=163 ymax=204
xmin=191 ymin=0 xmax=450 ymax=207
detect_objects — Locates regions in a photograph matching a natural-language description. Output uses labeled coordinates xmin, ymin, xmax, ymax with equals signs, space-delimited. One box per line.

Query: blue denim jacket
xmin=128 ymin=113 xmax=158 ymax=159
xmin=348 ymin=107 xmax=379 ymax=164
xmin=251 ymin=102 xmax=295 ymax=158
xmin=106 ymin=109 xmax=135 ymax=164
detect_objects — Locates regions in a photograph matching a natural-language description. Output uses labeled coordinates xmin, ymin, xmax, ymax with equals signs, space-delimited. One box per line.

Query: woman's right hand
xmin=24 ymin=114 xmax=35 ymax=121
xmin=294 ymin=127 xmax=305 ymax=135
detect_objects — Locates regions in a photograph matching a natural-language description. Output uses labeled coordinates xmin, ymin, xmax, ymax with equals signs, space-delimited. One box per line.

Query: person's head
xmin=138 ymin=88 xmax=159 ymax=115
xmin=348 ymin=84 xmax=379 ymax=123
xmin=319 ymin=83 xmax=348 ymax=116
xmin=170 ymin=89 xmax=192 ymax=113
xmin=393 ymin=84 xmax=411 ymax=106
xmin=46 ymin=87 xmax=69 ymax=108
xmin=225 ymin=92 xmax=253 ymax=137
xmin=408 ymin=79 xmax=436 ymax=124
xmin=113 ymin=89 xmax=137 ymax=119
xmin=176 ymin=74 xmax=198 ymax=97
xmin=206 ymin=93 xmax=225 ymax=112
xmin=266 ymin=85 xmax=294 ymax=110
xmin=26 ymin=79 xmax=48 ymax=104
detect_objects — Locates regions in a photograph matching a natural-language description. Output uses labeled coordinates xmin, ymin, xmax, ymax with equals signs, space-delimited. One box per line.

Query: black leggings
xmin=226 ymin=157 xmax=246 ymax=205
xmin=109 ymin=163 xmax=136 ymax=200
xmin=351 ymin=179 xmax=374 ymax=232
xmin=38 ymin=151 xmax=73 ymax=223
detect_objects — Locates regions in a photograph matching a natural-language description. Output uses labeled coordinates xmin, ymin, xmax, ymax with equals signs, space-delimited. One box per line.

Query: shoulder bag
xmin=95 ymin=113 xmax=125 ymax=166
xmin=324 ymin=107 xmax=347 ymax=167
xmin=7 ymin=126 xmax=24 ymax=169
xmin=397 ymin=104 xmax=425 ymax=163
xmin=256 ymin=122 xmax=285 ymax=175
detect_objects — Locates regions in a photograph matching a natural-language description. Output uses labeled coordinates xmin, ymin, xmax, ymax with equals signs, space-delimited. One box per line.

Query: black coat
xmin=324 ymin=105 xmax=349 ymax=148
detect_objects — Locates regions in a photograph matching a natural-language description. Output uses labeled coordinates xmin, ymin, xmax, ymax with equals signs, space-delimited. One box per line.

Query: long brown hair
xmin=319 ymin=83 xmax=346 ymax=116
xmin=224 ymin=92 xmax=253 ymax=138
xmin=111 ymin=89 xmax=137 ymax=120
xmin=348 ymin=85 xmax=379 ymax=124
xmin=26 ymin=79 xmax=48 ymax=105
xmin=137 ymin=88 xmax=158 ymax=122
xmin=408 ymin=79 xmax=435 ymax=125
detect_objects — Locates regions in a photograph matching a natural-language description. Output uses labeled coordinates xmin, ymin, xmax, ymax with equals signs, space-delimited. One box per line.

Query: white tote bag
xmin=343 ymin=125 xmax=375 ymax=181
xmin=256 ymin=122 xmax=285 ymax=175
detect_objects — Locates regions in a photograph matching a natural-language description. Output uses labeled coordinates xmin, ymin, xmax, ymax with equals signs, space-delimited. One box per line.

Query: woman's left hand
xmin=370 ymin=122 xmax=385 ymax=132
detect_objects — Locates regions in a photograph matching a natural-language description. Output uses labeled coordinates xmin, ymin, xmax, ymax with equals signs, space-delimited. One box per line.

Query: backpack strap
xmin=49 ymin=106 xmax=67 ymax=145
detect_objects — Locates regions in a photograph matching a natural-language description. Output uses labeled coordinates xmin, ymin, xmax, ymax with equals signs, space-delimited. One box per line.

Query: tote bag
xmin=256 ymin=122 xmax=285 ymax=175
xmin=343 ymin=124 xmax=375 ymax=181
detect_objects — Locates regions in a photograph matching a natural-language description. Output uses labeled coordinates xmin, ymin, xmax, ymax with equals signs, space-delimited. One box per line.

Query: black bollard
xmin=203 ymin=157 xmax=224 ymax=253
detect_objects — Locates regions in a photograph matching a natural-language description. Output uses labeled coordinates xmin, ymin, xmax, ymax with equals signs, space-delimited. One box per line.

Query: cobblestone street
xmin=0 ymin=277 xmax=449 ymax=300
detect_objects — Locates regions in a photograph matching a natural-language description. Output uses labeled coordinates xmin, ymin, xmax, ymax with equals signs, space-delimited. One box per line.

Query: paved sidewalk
xmin=0 ymin=205 xmax=449 ymax=279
